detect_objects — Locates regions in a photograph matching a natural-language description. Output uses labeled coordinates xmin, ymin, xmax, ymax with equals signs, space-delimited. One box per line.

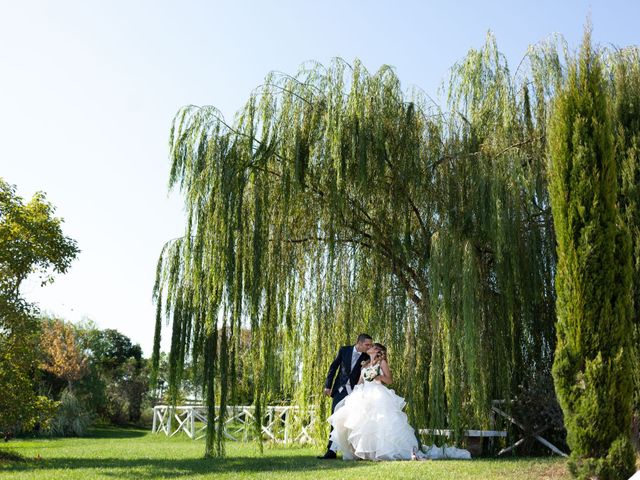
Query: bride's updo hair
xmin=374 ymin=343 xmax=387 ymax=362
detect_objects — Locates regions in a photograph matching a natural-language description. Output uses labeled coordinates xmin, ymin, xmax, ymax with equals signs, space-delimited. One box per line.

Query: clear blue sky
xmin=1 ymin=1 xmax=638 ymax=355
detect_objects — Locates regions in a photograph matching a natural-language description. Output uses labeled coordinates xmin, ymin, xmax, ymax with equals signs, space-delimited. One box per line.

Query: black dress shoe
xmin=317 ymin=450 xmax=337 ymax=459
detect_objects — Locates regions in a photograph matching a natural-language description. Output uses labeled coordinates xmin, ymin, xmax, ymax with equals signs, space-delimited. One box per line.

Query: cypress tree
xmin=549 ymin=29 xmax=635 ymax=479
xmin=612 ymin=47 xmax=640 ymax=412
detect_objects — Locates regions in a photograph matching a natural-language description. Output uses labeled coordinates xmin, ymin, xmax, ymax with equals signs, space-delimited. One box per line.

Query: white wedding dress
xmin=328 ymin=364 xmax=419 ymax=460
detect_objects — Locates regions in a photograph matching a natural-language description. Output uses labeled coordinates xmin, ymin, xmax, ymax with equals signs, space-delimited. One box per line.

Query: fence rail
xmin=151 ymin=405 xmax=317 ymax=444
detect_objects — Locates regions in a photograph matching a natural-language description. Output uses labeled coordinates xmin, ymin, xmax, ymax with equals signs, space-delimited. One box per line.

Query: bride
xmin=327 ymin=343 xmax=420 ymax=460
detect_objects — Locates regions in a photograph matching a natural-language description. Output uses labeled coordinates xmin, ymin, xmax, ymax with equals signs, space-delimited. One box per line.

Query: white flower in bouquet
xmin=363 ymin=364 xmax=381 ymax=381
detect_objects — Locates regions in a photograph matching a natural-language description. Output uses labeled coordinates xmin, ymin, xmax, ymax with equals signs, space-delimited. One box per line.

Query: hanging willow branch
xmin=151 ymin=34 xmax=633 ymax=457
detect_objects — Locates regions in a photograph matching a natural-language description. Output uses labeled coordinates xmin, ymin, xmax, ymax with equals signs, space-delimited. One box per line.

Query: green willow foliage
xmin=153 ymin=34 xmax=638 ymax=458
xmin=549 ymin=31 xmax=635 ymax=480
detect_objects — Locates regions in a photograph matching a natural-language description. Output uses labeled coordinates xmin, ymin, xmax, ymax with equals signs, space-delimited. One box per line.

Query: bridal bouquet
xmin=363 ymin=364 xmax=381 ymax=382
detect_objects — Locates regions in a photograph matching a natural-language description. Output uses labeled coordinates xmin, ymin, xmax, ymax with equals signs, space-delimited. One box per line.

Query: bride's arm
xmin=357 ymin=360 xmax=370 ymax=385
xmin=377 ymin=360 xmax=393 ymax=385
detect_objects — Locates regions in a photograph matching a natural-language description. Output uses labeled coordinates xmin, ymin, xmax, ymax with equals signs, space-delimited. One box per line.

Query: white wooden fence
xmin=152 ymin=405 xmax=317 ymax=444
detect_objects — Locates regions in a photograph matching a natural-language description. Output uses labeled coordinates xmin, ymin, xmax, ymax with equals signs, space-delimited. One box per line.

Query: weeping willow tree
xmin=549 ymin=30 xmax=636 ymax=479
xmin=151 ymin=34 xmax=579 ymax=457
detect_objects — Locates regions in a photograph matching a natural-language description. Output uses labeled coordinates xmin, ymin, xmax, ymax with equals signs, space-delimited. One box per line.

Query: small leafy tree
xmin=40 ymin=319 xmax=89 ymax=390
xmin=104 ymin=357 xmax=149 ymax=424
xmin=0 ymin=178 xmax=78 ymax=438
xmin=77 ymin=325 xmax=146 ymax=425
xmin=549 ymin=29 xmax=635 ymax=479
xmin=85 ymin=328 xmax=142 ymax=371
xmin=0 ymin=179 xmax=79 ymax=297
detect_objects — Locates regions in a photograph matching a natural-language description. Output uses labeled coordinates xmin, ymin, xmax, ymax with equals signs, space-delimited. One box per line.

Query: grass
xmin=0 ymin=427 xmax=570 ymax=480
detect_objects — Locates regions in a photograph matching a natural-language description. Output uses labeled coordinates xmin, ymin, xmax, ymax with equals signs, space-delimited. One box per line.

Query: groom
xmin=317 ymin=333 xmax=373 ymax=459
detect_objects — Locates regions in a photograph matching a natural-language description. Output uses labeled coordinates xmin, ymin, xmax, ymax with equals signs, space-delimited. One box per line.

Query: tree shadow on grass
xmin=84 ymin=427 xmax=148 ymax=439
xmin=2 ymin=455 xmax=364 ymax=478
xmin=0 ymin=449 xmax=25 ymax=462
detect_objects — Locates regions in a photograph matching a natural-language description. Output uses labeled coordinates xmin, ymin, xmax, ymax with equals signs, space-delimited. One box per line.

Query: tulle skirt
xmin=328 ymin=381 xmax=418 ymax=460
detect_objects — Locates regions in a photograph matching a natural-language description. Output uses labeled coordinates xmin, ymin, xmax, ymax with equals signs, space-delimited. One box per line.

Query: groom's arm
xmin=323 ymin=347 xmax=343 ymax=396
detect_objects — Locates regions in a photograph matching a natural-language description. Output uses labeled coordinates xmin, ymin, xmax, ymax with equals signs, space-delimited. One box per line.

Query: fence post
xmin=152 ymin=406 xmax=157 ymax=433
xmin=283 ymin=407 xmax=290 ymax=445
xmin=190 ymin=407 xmax=195 ymax=439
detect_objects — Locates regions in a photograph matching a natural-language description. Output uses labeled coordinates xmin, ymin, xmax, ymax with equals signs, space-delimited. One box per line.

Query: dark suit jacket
xmin=324 ymin=345 xmax=370 ymax=397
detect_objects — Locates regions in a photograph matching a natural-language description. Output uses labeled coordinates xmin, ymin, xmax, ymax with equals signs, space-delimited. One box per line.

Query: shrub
xmin=49 ymin=389 xmax=92 ymax=437
xmin=510 ymin=373 xmax=567 ymax=455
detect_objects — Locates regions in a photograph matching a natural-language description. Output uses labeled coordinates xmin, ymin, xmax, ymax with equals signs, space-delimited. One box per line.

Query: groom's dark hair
xmin=356 ymin=333 xmax=373 ymax=343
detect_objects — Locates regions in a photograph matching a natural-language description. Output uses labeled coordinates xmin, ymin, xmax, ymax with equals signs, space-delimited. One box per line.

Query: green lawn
xmin=0 ymin=427 xmax=569 ymax=480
